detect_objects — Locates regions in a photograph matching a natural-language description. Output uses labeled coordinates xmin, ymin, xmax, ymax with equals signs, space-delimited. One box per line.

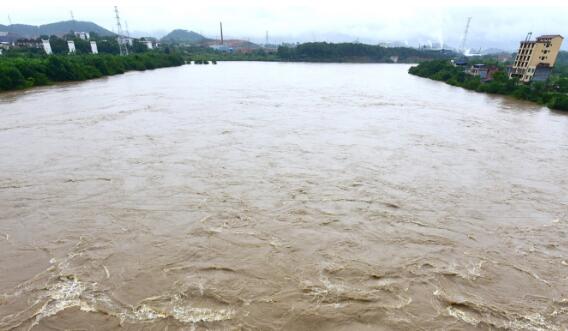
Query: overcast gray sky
xmin=5 ymin=0 xmax=568 ymax=50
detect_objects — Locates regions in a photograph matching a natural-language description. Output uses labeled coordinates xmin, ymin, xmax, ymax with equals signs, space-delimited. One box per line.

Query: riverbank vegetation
xmin=172 ymin=42 xmax=454 ymax=63
xmin=276 ymin=42 xmax=454 ymax=63
xmin=178 ymin=46 xmax=280 ymax=62
xmin=408 ymin=60 xmax=568 ymax=111
xmin=0 ymin=53 xmax=184 ymax=91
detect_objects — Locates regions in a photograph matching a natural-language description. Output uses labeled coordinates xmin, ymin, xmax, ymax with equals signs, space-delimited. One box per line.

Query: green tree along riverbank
xmin=276 ymin=42 xmax=453 ymax=63
xmin=0 ymin=53 xmax=184 ymax=92
xmin=408 ymin=60 xmax=568 ymax=111
xmin=173 ymin=42 xmax=453 ymax=63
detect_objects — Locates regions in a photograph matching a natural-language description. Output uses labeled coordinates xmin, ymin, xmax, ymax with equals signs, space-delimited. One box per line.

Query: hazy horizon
xmin=4 ymin=0 xmax=568 ymax=50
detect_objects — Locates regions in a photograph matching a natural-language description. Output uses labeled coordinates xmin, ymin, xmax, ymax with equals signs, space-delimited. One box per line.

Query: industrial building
xmin=509 ymin=34 xmax=563 ymax=83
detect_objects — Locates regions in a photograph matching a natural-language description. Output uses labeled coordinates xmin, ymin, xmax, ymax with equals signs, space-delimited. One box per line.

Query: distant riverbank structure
xmin=209 ymin=21 xmax=234 ymax=53
xmin=42 ymin=39 xmax=52 ymax=55
xmin=509 ymin=34 xmax=564 ymax=83
xmin=74 ymin=32 xmax=90 ymax=40
xmin=67 ymin=40 xmax=76 ymax=53
xmin=90 ymin=41 xmax=98 ymax=54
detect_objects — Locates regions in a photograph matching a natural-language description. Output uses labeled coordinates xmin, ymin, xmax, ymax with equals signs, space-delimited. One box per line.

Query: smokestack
xmin=220 ymin=22 xmax=224 ymax=45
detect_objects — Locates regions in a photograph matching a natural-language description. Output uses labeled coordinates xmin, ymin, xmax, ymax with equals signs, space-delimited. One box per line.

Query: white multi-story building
xmin=90 ymin=41 xmax=98 ymax=54
xmin=67 ymin=40 xmax=76 ymax=54
xmin=42 ymin=39 xmax=53 ymax=55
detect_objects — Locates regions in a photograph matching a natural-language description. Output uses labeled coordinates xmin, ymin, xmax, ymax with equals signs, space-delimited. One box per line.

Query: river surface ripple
xmin=1 ymin=63 xmax=568 ymax=330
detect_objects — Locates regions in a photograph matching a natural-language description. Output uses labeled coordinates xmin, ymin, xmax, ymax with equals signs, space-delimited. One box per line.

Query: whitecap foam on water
xmin=172 ymin=306 xmax=235 ymax=323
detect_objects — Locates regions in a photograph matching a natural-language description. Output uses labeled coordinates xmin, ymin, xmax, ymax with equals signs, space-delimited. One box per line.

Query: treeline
xmin=178 ymin=46 xmax=279 ymax=62
xmin=159 ymin=42 xmax=454 ymax=63
xmin=277 ymin=42 xmax=453 ymax=63
xmin=0 ymin=53 xmax=184 ymax=91
xmin=408 ymin=60 xmax=568 ymax=111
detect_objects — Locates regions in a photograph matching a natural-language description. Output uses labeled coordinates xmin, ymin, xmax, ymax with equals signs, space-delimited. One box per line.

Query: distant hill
xmin=0 ymin=20 xmax=114 ymax=40
xmin=161 ymin=29 xmax=207 ymax=44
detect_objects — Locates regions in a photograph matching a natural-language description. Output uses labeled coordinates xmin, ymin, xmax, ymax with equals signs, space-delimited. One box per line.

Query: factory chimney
xmin=220 ymin=22 xmax=224 ymax=45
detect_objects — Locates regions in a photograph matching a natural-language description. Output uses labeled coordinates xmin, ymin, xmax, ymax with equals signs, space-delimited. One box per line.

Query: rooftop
xmin=519 ymin=34 xmax=563 ymax=45
xmin=536 ymin=34 xmax=563 ymax=39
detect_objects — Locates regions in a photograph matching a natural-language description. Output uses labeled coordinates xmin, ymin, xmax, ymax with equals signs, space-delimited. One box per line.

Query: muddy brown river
xmin=1 ymin=63 xmax=568 ymax=330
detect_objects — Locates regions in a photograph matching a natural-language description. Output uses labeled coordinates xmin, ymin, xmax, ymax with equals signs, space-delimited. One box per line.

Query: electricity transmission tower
xmin=125 ymin=21 xmax=130 ymax=38
xmin=70 ymin=11 xmax=76 ymax=32
xmin=114 ymin=6 xmax=128 ymax=56
xmin=460 ymin=17 xmax=472 ymax=54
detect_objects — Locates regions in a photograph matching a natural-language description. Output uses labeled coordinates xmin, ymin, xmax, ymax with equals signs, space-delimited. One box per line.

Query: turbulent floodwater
xmin=1 ymin=62 xmax=568 ymax=330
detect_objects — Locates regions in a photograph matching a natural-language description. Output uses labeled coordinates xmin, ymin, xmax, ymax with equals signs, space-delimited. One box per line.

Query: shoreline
xmin=0 ymin=53 xmax=185 ymax=93
xmin=411 ymin=73 xmax=568 ymax=112
xmin=408 ymin=61 xmax=568 ymax=112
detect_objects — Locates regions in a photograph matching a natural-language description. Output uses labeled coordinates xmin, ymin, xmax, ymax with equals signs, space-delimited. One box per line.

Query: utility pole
xmin=220 ymin=22 xmax=224 ymax=45
xmin=114 ymin=6 xmax=128 ymax=56
xmin=265 ymin=30 xmax=269 ymax=46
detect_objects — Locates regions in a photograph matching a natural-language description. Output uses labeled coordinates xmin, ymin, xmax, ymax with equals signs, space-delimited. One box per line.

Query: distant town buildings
xmin=468 ymin=64 xmax=500 ymax=82
xmin=509 ymin=34 xmax=564 ymax=83
xmin=74 ymin=32 xmax=90 ymax=40
xmin=3 ymin=33 xmax=163 ymax=56
xmin=210 ymin=44 xmax=233 ymax=53
xmin=140 ymin=40 xmax=157 ymax=49
xmin=16 ymin=39 xmax=42 ymax=49
xmin=0 ymin=41 xmax=10 ymax=55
